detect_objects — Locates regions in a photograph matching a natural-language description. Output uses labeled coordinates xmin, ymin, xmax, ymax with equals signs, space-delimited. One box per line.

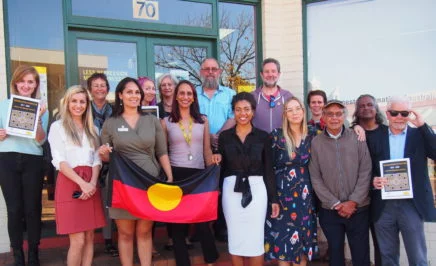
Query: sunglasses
xmin=388 ymin=110 xmax=410 ymax=117
xmin=269 ymin=95 xmax=276 ymax=108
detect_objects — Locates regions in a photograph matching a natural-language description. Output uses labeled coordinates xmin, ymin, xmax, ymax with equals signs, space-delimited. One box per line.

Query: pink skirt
xmin=55 ymin=166 xmax=106 ymax=235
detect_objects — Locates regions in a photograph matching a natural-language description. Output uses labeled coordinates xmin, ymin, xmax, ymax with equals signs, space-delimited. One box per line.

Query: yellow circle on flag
xmin=148 ymin=183 xmax=183 ymax=211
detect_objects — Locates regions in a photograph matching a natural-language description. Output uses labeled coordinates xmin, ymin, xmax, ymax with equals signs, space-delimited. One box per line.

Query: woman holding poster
xmin=0 ymin=65 xmax=48 ymax=266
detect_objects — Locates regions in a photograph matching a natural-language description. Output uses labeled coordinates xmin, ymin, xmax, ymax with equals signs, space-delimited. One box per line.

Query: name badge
xmin=118 ymin=125 xmax=129 ymax=132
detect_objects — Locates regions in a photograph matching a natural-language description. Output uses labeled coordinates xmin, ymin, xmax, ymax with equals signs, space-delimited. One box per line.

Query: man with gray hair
xmin=309 ymin=99 xmax=372 ymax=266
xmin=367 ymin=96 xmax=436 ymax=266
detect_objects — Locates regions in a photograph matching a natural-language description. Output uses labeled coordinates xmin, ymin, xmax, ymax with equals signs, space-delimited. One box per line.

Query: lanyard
xmin=178 ymin=118 xmax=193 ymax=146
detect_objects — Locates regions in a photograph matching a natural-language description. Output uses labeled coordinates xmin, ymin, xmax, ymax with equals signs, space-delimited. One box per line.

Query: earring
xmin=120 ymin=100 xmax=123 ymax=106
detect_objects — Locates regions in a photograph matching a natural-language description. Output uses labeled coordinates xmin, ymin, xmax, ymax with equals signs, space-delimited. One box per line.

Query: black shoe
xmin=28 ymin=248 xmax=40 ymax=266
xmin=104 ymin=244 xmax=119 ymax=257
xmin=164 ymin=243 xmax=173 ymax=251
xmin=12 ymin=248 xmax=25 ymax=266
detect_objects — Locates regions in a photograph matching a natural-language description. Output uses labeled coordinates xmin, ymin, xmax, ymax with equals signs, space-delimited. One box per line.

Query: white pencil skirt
xmin=222 ymin=175 xmax=268 ymax=257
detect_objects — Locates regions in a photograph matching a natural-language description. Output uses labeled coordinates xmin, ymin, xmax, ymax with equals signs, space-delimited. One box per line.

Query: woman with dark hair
xmin=157 ymin=73 xmax=178 ymax=119
xmin=160 ymin=80 xmax=220 ymax=265
xmin=0 ymin=65 xmax=48 ymax=265
xmin=48 ymin=85 xmax=105 ymax=266
xmin=98 ymin=77 xmax=173 ymax=266
xmin=218 ymin=92 xmax=280 ymax=266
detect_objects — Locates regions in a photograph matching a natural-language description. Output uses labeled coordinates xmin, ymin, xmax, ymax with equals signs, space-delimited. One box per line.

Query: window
xmin=219 ymin=2 xmax=257 ymax=91
xmin=306 ymin=0 xmax=436 ymax=202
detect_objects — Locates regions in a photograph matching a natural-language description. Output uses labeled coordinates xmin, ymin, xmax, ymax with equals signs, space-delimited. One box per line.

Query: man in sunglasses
xmin=366 ymin=96 xmax=436 ymax=266
xmin=251 ymin=58 xmax=292 ymax=133
xmin=309 ymin=99 xmax=372 ymax=266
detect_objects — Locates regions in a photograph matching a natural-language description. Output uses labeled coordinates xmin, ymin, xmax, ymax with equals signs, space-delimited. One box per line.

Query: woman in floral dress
xmin=265 ymin=97 xmax=318 ymax=266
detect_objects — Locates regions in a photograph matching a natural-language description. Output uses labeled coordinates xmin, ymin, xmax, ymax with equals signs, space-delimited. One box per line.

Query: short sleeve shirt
xmin=196 ymin=85 xmax=235 ymax=134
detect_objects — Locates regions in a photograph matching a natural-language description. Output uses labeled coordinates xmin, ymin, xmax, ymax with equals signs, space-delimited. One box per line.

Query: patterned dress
xmin=265 ymin=128 xmax=318 ymax=263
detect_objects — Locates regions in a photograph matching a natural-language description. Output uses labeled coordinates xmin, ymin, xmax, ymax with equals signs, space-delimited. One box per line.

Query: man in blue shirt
xmin=195 ymin=58 xmax=235 ymax=242
xmin=196 ymin=58 xmax=235 ymax=151
xmin=367 ymin=96 xmax=436 ymax=266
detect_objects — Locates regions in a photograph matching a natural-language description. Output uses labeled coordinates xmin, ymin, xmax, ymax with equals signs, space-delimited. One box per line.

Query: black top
xmin=157 ymin=101 xmax=170 ymax=119
xmin=218 ymin=126 xmax=278 ymax=203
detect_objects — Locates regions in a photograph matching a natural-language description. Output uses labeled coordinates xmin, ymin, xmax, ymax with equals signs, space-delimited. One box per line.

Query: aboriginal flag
xmin=107 ymin=151 xmax=220 ymax=223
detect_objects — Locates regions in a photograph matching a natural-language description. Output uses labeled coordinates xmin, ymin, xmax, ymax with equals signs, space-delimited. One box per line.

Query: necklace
xmin=178 ymin=118 xmax=194 ymax=160
xmin=163 ymin=100 xmax=172 ymax=108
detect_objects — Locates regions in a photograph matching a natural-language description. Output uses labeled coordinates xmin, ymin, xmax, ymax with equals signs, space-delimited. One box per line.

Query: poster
xmin=5 ymin=95 xmax=41 ymax=139
xmin=141 ymin=105 xmax=159 ymax=118
xmin=380 ymin=158 xmax=413 ymax=200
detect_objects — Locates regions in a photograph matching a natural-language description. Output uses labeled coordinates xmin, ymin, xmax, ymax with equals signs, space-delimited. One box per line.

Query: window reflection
xmin=154 ymin=45 xmax=207 ymax=86
xmin=7 ymin=0 xmax=65 ymax=118
xmin=307 ymin=0 xmax=436 ymax=204
xmin=218 ymin=3 xmax=257 ymax=92
xmin=77 ymin=39 xmax=138 ymax=101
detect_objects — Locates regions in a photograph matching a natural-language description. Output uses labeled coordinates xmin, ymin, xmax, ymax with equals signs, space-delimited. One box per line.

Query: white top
xmin=48 ymin=120 xmax=101 ymax=170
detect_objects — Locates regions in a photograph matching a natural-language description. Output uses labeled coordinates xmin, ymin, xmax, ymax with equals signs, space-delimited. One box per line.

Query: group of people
xmin=0 ymin=57 xmax=435 ymax=266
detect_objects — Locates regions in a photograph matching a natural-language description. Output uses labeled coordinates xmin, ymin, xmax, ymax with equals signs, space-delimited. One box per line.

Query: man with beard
xmin=251 ymin=58 xmax=292 ymax=133
xmin=196 ymin=57 xmax=235 ymax=242
xmin=196 ymin=58 xmax=236 ymax=151
xmin=367 ymin=96 xmax=436 ymax=266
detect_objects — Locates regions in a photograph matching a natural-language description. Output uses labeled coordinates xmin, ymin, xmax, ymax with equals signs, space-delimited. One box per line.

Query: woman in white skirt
xmin=218 ymin=92 xmax=280 ymax=266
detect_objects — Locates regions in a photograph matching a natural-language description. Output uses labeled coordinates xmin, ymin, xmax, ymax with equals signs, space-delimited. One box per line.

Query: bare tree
xmin=154 ymin=7 xmax=256 ymax=89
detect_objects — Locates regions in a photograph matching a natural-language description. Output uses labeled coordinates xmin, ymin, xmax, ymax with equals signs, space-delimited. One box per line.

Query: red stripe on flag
xmin=111 ymin=180 xmax=218 ymax=223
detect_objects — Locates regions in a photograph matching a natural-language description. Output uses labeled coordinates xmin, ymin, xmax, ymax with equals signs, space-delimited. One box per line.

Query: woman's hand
xmin=211 ymin=154 xmax=222 ymax=165
xmin=39 ymin=102 xmax=47 ymax=117
xmin=270 ymin=203 xmax=280 ymax=218
xmin=0 ymin=129 xmax=7 ymax=141
xmin=98 ymin=143 xmax=113 ymax=162
xmin=79 ymin=181 xmax=97 ymax=200
xmin=353 ymin=125 xmax=366 ymax=142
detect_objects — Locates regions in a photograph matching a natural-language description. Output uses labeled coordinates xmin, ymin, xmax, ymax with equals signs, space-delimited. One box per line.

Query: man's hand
xmin=408 ymin=110 xmax=425 ymax=128
xmin=373 ymin=176 xmax=388 ymax=190
xmin=335 ymin=201 xmax=357 ymax=219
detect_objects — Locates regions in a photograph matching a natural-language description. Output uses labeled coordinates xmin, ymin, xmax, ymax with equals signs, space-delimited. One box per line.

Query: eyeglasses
xmin=269 ymin=95 xmax=276 ymax=108
xmin=388 ymin=110 xmax=410 ymax=117
xmin=201 ymin=67 xmax=220 ymax=73
xmin=324 ymin=111 xmax=344 ymax=118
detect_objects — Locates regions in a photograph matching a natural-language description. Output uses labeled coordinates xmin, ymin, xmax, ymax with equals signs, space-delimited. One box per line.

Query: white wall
xmin=0 ymin=0 xmax=11 ymax=253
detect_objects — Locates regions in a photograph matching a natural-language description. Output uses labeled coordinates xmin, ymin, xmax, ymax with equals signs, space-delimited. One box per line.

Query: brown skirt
xmin=55 ymin=166 xmax=106 ymax=235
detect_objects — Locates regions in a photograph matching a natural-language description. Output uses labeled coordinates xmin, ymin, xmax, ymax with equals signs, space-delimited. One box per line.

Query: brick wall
xmin=261 ymin=0 xmax=304 ymax=99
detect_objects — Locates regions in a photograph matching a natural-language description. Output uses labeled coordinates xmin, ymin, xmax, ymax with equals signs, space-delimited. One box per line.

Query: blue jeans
xmin=319 ymin=207 xmax=370 ymax=266
xmin=374 ymin=200 xmax=427 ymax=266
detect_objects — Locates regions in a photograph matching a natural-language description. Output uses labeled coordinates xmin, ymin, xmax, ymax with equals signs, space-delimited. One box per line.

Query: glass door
xmin=67 ymin=31 xmax=147 ymax=100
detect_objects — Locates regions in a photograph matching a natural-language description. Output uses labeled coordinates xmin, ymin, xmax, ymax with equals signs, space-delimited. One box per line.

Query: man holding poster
xmin=367 ymin=96 xmax=436 ymax=266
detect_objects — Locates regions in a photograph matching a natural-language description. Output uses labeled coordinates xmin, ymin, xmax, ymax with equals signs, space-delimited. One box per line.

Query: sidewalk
xmin=0 ymin=232 xmax=329 ymax=266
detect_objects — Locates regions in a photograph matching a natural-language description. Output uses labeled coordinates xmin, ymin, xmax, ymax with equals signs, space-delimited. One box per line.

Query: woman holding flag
xmin=99 ymin=77 xmax=173 ymax=266
xmin=160 ymin=79 xmax=220 ymax=266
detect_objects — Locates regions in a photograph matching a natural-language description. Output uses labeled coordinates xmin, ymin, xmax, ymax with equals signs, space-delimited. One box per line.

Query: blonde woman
xmin=0 ymin=65 xmax=48 ymax=265
xmin=48 ymin=85 xmax=105 ymax=266
xmin=265 ymin=97 xmax=318 ymax=266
